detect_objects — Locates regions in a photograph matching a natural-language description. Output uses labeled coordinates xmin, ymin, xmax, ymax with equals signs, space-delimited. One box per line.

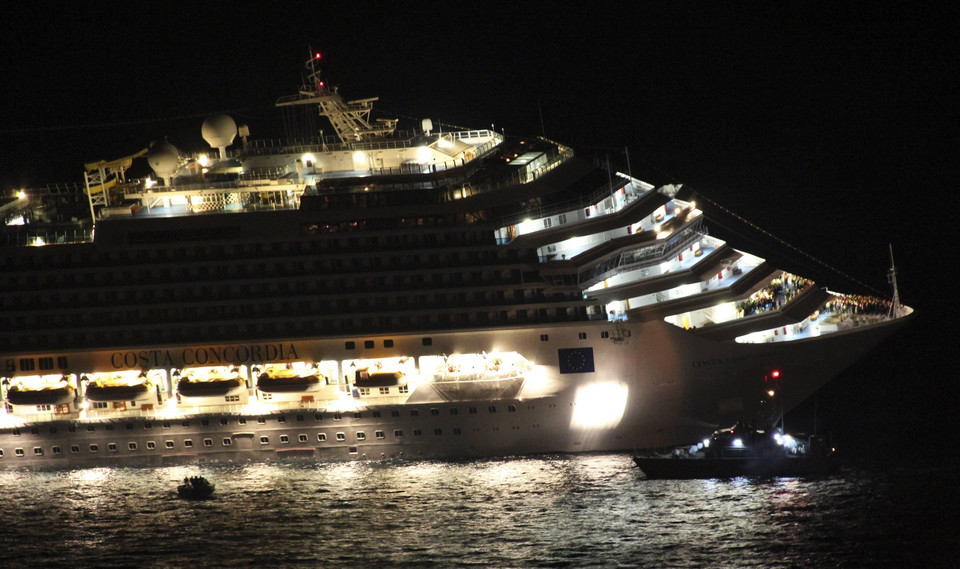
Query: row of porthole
xmin=0 ymin=426 xmax=472 ymax=458
xmin=4 ymin=405 xmax=521 ymax=437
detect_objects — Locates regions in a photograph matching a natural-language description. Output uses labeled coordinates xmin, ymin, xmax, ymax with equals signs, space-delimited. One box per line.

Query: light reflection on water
xmin=0 ymin=454 xmax=954 ymax=568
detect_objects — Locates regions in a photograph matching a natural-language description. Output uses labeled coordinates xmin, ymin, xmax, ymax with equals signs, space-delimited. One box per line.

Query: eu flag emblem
xmin=558 ymin=347 xmax=595 ymax=374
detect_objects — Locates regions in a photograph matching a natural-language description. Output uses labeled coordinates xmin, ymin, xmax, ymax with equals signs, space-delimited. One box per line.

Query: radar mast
xmin=276 ymin=51 xmax=397 ymax=144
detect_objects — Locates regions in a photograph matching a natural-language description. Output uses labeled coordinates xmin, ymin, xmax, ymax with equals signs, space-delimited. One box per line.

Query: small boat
xmin=5 ymin=375 xmax=75 ymax=406
xmin=256 ymin=363 xmax=325 ymax=393
xmin=175 ymin=367 xmax=245 ymax=397
xmin=633 ymin=423 xmax=838 ymax=479
xmin=83 ymin=371 xmax=153 ymax=402
xmin=177 ymin=476 xmax=215 ymax=500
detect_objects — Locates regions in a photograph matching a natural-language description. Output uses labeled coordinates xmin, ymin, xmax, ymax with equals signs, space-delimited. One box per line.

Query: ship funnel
xmin=422 ymin=118 xmax=433 ymax=136
xmin=201 ymin=114 xmax=238 ymax=159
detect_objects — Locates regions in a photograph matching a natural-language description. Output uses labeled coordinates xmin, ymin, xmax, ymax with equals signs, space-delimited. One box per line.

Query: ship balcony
xmin=623 ymin=261 xmax=778 ymax=321
xmin=586 ymin=243 xmax=740 ymax=304
xmin=687 ymin=284 xmax=833 ymax=342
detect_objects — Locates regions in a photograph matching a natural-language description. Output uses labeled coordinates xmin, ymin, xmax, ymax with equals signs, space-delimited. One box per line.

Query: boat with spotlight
xmin=0 ymin=51 xmax=912 ymax=469
xmin=633 ymin=424 xmax=838 ymax=479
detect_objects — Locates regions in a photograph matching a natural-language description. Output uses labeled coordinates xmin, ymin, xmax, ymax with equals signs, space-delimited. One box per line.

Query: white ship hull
xmin=0 ymin=316 xmax=909 ymax=469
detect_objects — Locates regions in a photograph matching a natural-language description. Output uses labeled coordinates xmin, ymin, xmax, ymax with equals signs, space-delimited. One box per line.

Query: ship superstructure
xmin=0 ymin=53 xmax=912 ymax=468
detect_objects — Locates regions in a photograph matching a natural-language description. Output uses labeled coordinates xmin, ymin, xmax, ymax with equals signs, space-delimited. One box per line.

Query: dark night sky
xmin=2 ymin=3 xmax=957 ymax=445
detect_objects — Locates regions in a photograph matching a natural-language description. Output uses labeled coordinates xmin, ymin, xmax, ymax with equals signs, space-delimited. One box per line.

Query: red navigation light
xmin=771 ymin=370 xmax=781 ymax=379
xmin=315 ymin=52 xmax=322 ymax=60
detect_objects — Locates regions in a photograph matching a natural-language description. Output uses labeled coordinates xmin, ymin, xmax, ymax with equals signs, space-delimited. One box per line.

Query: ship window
xmin=278 ymin=415 xmax=287 ymax=423
xmin=68 ymin=426 xmax=76 ymax=433
xmin=144 ymin=422 xmax=152 ymax=429
xmin=336 ymin=432 xmax=345 ymax=441
xmin=356 ymin=432 xmax=366 ymax=441
xmin=384 ymin=339 xmax=394 ymax=348
xmin=364 ymin=340 xmax=374 ymax=349
xmin=201 ymin=419 xmax=209 ymax=427
xmin=334 ymin=413 xmax=342 ymax=421
xmin=508 ymin=405 xmax=517 ymax=412
xmin=450 ymin=408 xmax=458 ymax=415
xmin=318 ymin=433 xmax=327 ymax=442
xmin=391 ymin=410 xmax=400 ymax=417
xmin=162 ymin=422 xmax=171 ymax=429
xmin=33 ymin=447 xmax=43 ymax=456
xmin=469 ymin=407 xmax=477 ymax=414
xmin=184 ymin=440 xmax=193 ymax=448
xmin=453 ymin=428 xmax=462 ymax=435
xmin=488 ymin=406 xmax=497 ymax=413
xmin=410 ymin=410 xmax=419 ymax=417
xmin=226 ymin=395 xmax=240 ymax=402
xmin=298 ymin=434 xmax=308 ymax=443
xmin=296 ymin=415 xmax=305 ymax=422
xmin=430 ymin=408 xmax=439 ymax=416
xmin=107 ymin=443 xmax=118 ymax=452
xmin=433 ymin=429 xmax=442 ymax=436
xmin=71 ymin=445 xmax=80 ymax=453
xmin=89 ymin=444 xmax=99 ymax=453
xmin=422 ymin=337 xmax=432 ymax=346
xmin=345 ymin=341 xmax=356 ymax=350
xmin=38 ymin=357 xmax=53 ymax=370
xmin=398 ymin=385 xmax=409 ymax=394
xmin=57 ymin=356 xmax=68 ymax=369
xmin=540 ymin=334 xmax=549 ymax=341
xmin=578 ymin=332 xmax=587 ymax=340
xmin=348 ymin=446 xmax=358 ymax=454
xmin=353 ymin=412 xmax=362 ymax=419
xmin=222 ymin=438 xmax=232 ymax=446
xmin=413 ymin=429 xmax=422 ymax=437
xmin=52 ymin=446 xmax=62 ymax=454
xmin=260 ymin=437 xmax=269 ymax=445
xmin=379 ymin=387 xmax=389 ymax=395
xmin=257 ymin=417 xmax=266 ymax=424
xmin=375 ymin=430 xmax=384 ymax=440
xmin=128 ymin=443 xmax=138 ymax=451
xmin=394 ymin=430 xmax=403 ymax=438
xmin=164 ymin=441 xmax=175 ymax=449
xmin=202 ymin=438 xmax=213 ymax=447
xmin=19 ymin=358 xmax=34 ymax=371
xmin=147 ymin=441 xmax=156 ymax=450
xmin=125 ymin=423 xmax=133 ymax=430
xmin=315 ymin=413 xmax=324 ymax=421
xmin=238 ymin=418 xmax=247 ymax=425
xmin=372 ymin=411 xmax=381 ymax=418
xmin=601 ymin=331 xmax=610 ymax=339
xmin=15 ymin=448 xmax=24 ymax=457
xmin=280 ymin=435 xmax=289 ymax=444
xmin=219 ymin=418 xmax=229 ymax=426
xmin=87 ymin=425 xmax=96 ymax=432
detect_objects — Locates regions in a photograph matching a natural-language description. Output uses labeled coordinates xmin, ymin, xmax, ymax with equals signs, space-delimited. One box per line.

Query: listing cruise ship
xmin=0 ymin=53 xmax=912 ymax=469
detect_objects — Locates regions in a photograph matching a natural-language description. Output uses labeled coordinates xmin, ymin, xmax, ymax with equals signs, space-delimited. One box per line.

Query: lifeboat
xmin=355 ymin=368 xmax=405 ymax=388
xmin=84 ymin=371 xmax=152 ymax=402
xmin=6 ymin=375 xmax=75 ymax=406
xmin=176 ymin=366 xmax=245 ymax=397
xmin=256 ymin=363 xmax=325 ymax=393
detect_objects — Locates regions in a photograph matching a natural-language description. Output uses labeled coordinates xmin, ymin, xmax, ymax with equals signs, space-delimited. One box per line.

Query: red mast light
xmin=315 ymin=52 xmax=322 ymax=60
xmin=771 ymin=370 xmax=781 ymax=379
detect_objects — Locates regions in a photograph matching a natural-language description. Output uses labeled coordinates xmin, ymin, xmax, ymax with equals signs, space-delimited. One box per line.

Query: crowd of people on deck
xmin=735 ymin=274 xmax=812 ymax=318
xmin=824 ymin=294 xmax=891 ymax=316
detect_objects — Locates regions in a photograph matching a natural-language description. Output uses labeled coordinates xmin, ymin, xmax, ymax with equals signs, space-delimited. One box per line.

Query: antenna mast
xmin=886 ymin=243 xmax=902 ymax=319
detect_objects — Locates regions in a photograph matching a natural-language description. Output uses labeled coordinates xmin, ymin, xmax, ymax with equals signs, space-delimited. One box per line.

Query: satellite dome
xmin=202 ymin=114 xmax=238 ymax=156
xmin=147 ymin=142 xmax=179 ymax=178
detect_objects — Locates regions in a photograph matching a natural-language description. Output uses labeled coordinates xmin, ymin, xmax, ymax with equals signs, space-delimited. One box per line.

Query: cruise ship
xmin=0 ymin=53 xmax=912 ymax=469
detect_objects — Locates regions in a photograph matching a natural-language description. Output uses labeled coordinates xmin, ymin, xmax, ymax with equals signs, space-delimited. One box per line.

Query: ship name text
xmin=110 ymin=343 xmax=301 ymax=370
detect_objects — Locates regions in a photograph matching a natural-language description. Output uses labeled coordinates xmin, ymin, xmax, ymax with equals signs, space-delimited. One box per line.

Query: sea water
xmin=0 ymin=454 xmax=955 ymax=568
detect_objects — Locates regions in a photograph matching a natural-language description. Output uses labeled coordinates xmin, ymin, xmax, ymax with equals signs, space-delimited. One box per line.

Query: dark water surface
xmin=0 ymin=454 xmax=955 ymax=568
